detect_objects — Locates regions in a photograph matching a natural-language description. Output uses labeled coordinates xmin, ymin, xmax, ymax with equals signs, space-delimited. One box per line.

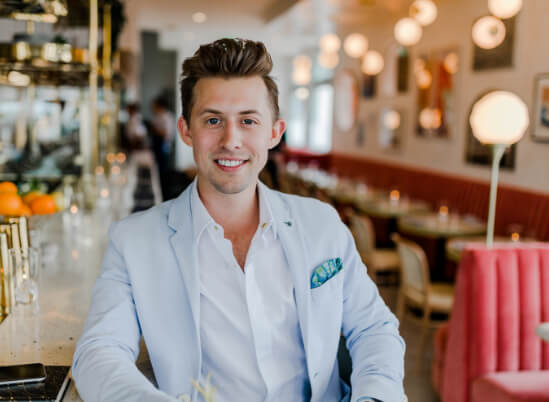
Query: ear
xmin=269 ymin=119 xmax=286 ymax=149
xmin=178 ymin=116 xmax=193 ymax=147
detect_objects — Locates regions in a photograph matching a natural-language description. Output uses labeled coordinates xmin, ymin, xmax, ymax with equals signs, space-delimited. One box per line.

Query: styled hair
xmin=179 ymin=38 xmax=279 ymax=124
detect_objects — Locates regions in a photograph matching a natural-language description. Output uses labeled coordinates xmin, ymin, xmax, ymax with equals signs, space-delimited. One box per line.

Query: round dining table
xmin=397 ymin=213 xmax=486 ymax=281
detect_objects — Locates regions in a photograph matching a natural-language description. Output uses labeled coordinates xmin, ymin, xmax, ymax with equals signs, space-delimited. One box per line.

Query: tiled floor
xmin=378 ymin=286 xmax=440 ymax=402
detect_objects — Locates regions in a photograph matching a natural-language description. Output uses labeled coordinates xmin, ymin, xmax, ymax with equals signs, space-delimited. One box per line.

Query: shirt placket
xmin=245 ymin=236 xmax=275 ymax=399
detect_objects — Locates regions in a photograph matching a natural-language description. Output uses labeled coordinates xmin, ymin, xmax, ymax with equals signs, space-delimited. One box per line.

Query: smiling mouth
xmin=215 ymin=159 xmax=248 ymax=168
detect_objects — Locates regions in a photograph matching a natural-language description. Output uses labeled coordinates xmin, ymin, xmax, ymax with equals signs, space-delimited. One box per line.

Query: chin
xmin=211 ymin=180 xmax=252 ymax=195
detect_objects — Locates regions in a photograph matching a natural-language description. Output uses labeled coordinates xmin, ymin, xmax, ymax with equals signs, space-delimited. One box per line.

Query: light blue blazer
xmin=73 ymin=183 xmax=405 ymax=402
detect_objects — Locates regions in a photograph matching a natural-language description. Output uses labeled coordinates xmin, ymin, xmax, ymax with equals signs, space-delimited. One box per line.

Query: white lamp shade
xmin=488 ymin=0 xmax=523 ymax=19
xmin=443 ymin=52 xmax=459 ymax=74
xmin=470 ymin=91 xmax=529 ymax=145
xmin=292 ymin=68 xmax=311 ymax=85
xmin=394 ymin=18 xmax=423 ymax=46
xmin=472 ymin=16 xmax=506 ymax=49
xmin=343 ymin=33 xmax=368 ymax=58
xmin=384 ymin=110 xmax=401 ymax=130
xmin=293 ymin=55 xmax=312 ymax=71
xmin=318 ymin=51 xmax=339 ymax=69
xmin=361 ymin=50 xmax=384 ymax=75
xmin=416 ymin=69 xmax=432 ymax=89
xmin=320 ymin=34 xmax=341 ymax=53
xmin=295 ymin=87 xmax=310 ymax=100
xmin=410 ymin=0 xmax=438 ymax=26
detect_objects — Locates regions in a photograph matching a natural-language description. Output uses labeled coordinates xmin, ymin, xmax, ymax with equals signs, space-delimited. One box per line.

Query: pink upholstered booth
xmin=432 ymin=244 xmax=549 ymax=402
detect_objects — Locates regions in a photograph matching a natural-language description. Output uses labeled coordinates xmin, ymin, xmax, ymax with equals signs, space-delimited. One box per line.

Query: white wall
xmin=331 ymin=0 xmax=549 ymax=194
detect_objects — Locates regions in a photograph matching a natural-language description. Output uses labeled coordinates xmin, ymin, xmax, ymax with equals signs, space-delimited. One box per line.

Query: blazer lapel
xmin=264 ymin=184 xmax=314 ymax=380
xmin=167 ymin=186 xmax=201 ymax=352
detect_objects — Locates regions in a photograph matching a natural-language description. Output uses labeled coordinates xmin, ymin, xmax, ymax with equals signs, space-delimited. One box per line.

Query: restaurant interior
xmin=0 ymin=0 xmax=549 ymax=401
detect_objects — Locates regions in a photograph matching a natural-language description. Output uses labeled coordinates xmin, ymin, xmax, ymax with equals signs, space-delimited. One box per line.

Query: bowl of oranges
xmin=0 ymin=181 xmax=60 ymax=218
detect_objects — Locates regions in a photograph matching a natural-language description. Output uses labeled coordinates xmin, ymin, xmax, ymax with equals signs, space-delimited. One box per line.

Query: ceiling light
xmin=488 ymin=0 xmax=523 ymax=19
xmin=410 ymin=0 xmax=438 ymax=26
xmin=318 ymin=51 xmax=339 ymax=69
xmin=293 ymin=55 xmax=312 ymax=71
xmin=192 ymin=12 xmax=207 ymax=23
xmin=292 ymin=69 xmax=311 ymax=85
xmin=394 ymin=18 xmax=423 ymax=47
xmin=343 ymin=33 xmax=368 ymax=58
xmin=472 ymin=16 xmax=506 ymax=49
xmin=320 ymin=34 xmax=341 ymax=53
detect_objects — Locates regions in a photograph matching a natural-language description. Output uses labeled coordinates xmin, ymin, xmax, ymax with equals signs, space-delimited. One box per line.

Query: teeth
xmin=217 ymin=159 xmax=244 ymax=167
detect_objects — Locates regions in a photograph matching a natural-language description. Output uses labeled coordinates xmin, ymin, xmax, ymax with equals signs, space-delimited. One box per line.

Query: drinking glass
xmin=10 ymin=248 xmax=40 ymax=306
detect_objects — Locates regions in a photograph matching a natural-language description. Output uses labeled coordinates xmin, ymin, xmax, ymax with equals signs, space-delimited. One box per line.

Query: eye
xmin=206 ymin=117 xmax=220 ymax=125
xmin=242 ymin=118 xmax=256 ymax=125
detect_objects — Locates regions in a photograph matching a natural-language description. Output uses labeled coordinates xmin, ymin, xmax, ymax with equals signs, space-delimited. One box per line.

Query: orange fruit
xmin=19 ymin=204 xmax=32 ymax=217
xmin=22 ymin=191 xmax=43 ymax=206
xmin=0 ymin=193 xmax=24 ymax=216
xmin=0 ymin=182 xmax=18 ymax=194
xmin=30 ymin=195 xmax=57 ymax=215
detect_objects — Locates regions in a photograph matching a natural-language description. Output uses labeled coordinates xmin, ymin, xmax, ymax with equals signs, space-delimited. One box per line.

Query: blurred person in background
xmin=151 ymin=95 xmax=175 ymax=198
xmin=124 ymin=102 xmax=147 ymax=151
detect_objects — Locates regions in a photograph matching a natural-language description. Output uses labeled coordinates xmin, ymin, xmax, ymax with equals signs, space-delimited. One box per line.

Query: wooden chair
xmin=349 ymin=213 xmax=400 ymax=284
xmin=391 ymin=234 xmax=454 ymax=368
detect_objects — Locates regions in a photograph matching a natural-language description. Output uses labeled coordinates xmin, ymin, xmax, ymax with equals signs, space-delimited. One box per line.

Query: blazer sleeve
xmin=72 ymin=223 xmax=177 ymax=402
xmin=339 ymin=224 xmax=406 ymax=402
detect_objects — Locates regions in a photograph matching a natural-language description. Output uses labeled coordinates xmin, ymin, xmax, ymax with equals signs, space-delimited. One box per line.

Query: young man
xmin=73 ymin=38 xmax=405 ymax=402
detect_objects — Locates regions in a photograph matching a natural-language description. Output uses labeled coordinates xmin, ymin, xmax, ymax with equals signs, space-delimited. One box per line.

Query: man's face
xmin=178 ymin=76 xmax=285 ymax=198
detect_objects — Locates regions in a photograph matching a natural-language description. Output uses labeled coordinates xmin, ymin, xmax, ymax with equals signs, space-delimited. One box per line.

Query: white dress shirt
xmin=191 ymin=181 xmax=311 ymax=402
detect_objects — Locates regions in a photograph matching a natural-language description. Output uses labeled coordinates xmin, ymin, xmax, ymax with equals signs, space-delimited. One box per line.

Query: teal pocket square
xmin=311 ymin=258 xmax=343 ymax=289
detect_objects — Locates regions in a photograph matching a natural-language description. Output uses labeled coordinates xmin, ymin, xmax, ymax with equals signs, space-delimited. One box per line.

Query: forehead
xmin=192 ymin=76 xmax=270 ymax=115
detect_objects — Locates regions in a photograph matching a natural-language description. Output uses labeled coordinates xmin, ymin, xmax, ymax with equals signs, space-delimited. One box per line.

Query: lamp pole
xmin=486 ymin=143 xmax=507 ymax=247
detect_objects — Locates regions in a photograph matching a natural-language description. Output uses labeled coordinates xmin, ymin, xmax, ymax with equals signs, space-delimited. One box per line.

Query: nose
xmin=220 ymin=119 xmax=242 ymax=150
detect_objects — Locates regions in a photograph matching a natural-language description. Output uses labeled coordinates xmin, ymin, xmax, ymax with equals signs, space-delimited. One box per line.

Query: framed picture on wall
xmin=532 ymin=73 xmax=549 ymax=143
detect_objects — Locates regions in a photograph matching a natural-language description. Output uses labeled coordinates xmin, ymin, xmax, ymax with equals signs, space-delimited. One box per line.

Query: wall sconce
xmin=472 ymin=16 xmax=506 ymax=50
xmin=343 ymin=33 xmax=368 ymax=58
xmin=361 ymin=50 xmax=384 ymax=75
xmin=470 ymin=90 xmax=529 ymax=246
xmin=320 ymin=34 xmax=341 ymax=53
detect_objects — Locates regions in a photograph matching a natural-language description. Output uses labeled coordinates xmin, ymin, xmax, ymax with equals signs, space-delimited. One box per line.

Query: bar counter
xmin=0 ymin=152 xmax=161 ymax=401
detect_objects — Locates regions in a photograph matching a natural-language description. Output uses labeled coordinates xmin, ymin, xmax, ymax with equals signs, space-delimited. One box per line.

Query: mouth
xmin=215 ymin=158 xmax=249 ymax=171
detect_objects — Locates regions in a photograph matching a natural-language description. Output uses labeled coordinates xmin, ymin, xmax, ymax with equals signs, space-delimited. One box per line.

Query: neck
xmin=197 ymin=178 xmax=259 ymax=234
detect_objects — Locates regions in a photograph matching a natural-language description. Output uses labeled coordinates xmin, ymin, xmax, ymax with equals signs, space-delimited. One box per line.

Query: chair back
xmin=349 ymin=214 xmax=376 ymax=259
xmin=393 ymin=235 xmax=430 ymax=295
xmin=441 ymin=244 xmax=549 ymax=402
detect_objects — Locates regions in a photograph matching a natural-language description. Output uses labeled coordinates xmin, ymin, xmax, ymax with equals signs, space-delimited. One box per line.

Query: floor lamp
xmin=469 ymin=91 xmax=529 ymax=247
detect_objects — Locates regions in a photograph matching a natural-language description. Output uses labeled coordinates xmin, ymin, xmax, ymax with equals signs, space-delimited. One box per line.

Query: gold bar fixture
xmin=89 ymin=0 xmax=99 ymax=173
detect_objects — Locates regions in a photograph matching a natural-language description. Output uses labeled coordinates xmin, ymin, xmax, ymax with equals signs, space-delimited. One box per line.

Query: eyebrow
xmin=198 ymin=108 xmax=262 ymax=116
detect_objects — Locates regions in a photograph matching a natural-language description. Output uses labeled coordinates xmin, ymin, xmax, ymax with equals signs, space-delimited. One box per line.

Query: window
xmin=287 ymin=61 xmax=334 ymax=153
